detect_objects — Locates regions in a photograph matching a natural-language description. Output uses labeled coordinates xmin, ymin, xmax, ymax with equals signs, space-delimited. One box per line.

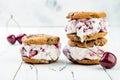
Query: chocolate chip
xmin=75 ymin=44 xmax=78 ymax=46
xmin=86 ymin=35 xmax=90 ymax=38
xmin=90 ymin=15 xmax=96 ymax=18
xmin=94 ymin=41 xmax=97 ymax=45
xmin=47 ymin=38 xmax=53 ymax=42
xmin=71 ymin=13 xmax=74 ymax=16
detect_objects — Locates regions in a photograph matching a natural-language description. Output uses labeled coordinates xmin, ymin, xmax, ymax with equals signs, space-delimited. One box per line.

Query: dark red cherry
xmin=7 ymin=34 xmax=16 ymax=44
xmin=29 ymin=50 xmax=38 ymax=58
xmin=16 ymin=34 xmax=26 ymax=44
xmin=100 ymin=52 xmax=117 ymax=69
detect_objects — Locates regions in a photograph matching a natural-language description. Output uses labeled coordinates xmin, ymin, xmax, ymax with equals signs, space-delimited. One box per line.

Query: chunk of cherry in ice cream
xmin=63 ymin=48 xmax=74 ymax=62
xmin=29 ymin=50 xmax=38 ymax=58
xmin=54 ymin=44 xmax=60 ymax=49
xmin=7 ymin=34 xmax=26 ymax=44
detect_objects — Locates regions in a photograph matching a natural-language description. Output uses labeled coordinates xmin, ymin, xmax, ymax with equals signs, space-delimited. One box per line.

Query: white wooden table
xmin=0 ymin=26 xmax=120 ymax=80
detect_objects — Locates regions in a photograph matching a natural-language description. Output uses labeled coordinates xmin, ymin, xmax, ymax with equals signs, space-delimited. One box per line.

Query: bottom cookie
xmin=69 ymin=59 xmax=99 ymax=65
xmin=22 ymin=56 xmax=58 ymax=64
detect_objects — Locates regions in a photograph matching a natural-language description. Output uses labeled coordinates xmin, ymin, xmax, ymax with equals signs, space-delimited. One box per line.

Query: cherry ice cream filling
xmin=20 ymin=44 xmax=61 ymax=60
xmin=65 ymin=18 xmax=108 ymax=42
xmin=63 ymin=45 xmax=105 ymax=60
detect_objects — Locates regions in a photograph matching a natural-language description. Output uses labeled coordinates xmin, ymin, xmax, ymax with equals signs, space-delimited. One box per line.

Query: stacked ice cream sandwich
xmin=63 ymin=12 xmax=108 ymax=64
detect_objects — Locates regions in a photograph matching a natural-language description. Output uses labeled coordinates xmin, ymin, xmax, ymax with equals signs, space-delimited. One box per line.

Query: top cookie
xmin=22 ymin=34 xmax=60 ymax=45
xmin=66 ymin=12 xmax=106 ymax=19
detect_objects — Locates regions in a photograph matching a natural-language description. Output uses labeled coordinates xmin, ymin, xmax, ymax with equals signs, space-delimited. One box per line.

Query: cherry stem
xmin=84 ymin=41 xmax=101 ymax=58
xmin=6 ymin=15 xmax=22 ymax=34
xmin=103 ymin=67 xmax=112 ymax=80
xmin=12 ymin=61 xmax=23 ymax=80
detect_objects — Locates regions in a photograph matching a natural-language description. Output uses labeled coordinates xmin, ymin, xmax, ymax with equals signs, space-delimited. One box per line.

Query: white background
xmin=0 ymin=1 xmax=120 ymax=79
xmin=0 ymin=0 xmax=120 ymax=27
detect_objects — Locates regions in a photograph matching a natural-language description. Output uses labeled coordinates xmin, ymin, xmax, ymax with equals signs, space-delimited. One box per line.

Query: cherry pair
xmin=7 ymin=34 xmax=26 ymax=44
